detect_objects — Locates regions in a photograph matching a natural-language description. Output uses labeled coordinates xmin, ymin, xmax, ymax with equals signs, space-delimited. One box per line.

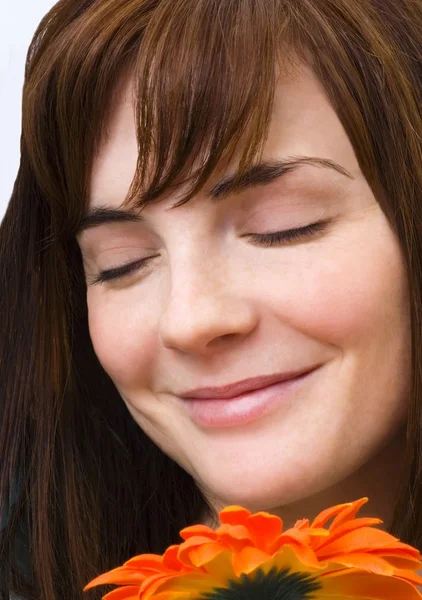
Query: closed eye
xmin=89 ymin=255 xmax=159 ymax=285
xmin=245 ymin=220 xmax=329 ymax=247
xmin=88 ymin=221 xmax=329 ymax=285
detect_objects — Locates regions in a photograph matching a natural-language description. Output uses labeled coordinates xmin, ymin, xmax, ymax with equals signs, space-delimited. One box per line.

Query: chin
xmin=201 ymin=471 xmax=313 ymax=514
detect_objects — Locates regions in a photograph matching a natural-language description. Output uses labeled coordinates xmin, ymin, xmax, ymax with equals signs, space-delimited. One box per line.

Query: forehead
xmin=89 ymin=62 xmax=360 ymax=210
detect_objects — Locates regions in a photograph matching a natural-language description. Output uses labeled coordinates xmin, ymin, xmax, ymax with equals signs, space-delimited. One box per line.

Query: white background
xmin=0 ymin=1 xmax=57 ymax=222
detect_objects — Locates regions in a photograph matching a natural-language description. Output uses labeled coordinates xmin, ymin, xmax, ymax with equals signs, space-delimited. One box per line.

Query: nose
xmin=159 ymin=265 xmax=259 ymax=355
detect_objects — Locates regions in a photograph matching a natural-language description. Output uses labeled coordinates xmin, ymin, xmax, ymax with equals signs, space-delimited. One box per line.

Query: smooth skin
xmin=78 ymin=61 xmax=411 ymax=529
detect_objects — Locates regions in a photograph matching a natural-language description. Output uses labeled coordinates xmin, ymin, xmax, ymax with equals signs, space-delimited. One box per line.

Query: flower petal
xmin=161 ymin=545 xmax=186 ymax=571
xmin=279 ymin=542 xmax=323 ymax=569
xmin=319 ymin=570 xmax=422 ymax=599
xmin=274 ymin=527 xmax=328 ymax=553
xmin=323 ymin=552 xmax=396 ymax=575
xmin=201 ymin=549 xmax=237 ymax=583
xmin=372 ymin=541 xmax=421 ymax=560
xmin=217 ymin=523 xmax=252 ymax=541
xmin=142 ymin=571 xmax=218 ymax=598
xmin=125 ymin=554 xmax=166 ymax=570
xmin=370 ymin=551 xmax=422 ymax=571
xmin=276 ymin=527 xmax=312 ymax=546
xmin=243 ymin=512 xmax=283 ymax=552
xmin=84 ymin=566 xmax=147 ymax=590
xmin=139 ymin=573 xmax=180 ymax=599
xmin=268 ymin=545 xmax=323 ymax=576
xmin=217 ymin=524 xmax=253 ymax=553
xmin=316 ymin=527 xmax=403 ymax=558
xmin=329 ymin=498 xmax=371 ymax=531
xmin=179 ymin=524 xmax=218 ymax=541
xmin=103 ymin=586 xmax=140 ymax=600
xmin=294 ymin=518 xmax=310 ymax=529
xmin=395 ymin=570 xmax=422 ymax=585
xmin=219 ymin=506 xmax=251 ymax=525
xmin=311 ymin=499 xmax=368 ymax=529
xmin=177 ymin=536 xmax=222 ymax=568
xmin=232 ymin=546 xmax=272 ymax=577
xmin=145 ymin=592 xmax=200 ymax=600
xmin=188 ymin=541 xmax=225 ymax=568
xmin=313 ymin=518 xmax=385 ymax=551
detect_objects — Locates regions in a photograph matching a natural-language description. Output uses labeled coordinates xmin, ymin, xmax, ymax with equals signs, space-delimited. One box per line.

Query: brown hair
xmin=0 ymin=0 xmax=421 ymax=598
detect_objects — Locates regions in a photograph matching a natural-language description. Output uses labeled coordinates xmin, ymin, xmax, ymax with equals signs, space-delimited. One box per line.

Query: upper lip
xmin=180 ymin=366 xmax=318 ymax=400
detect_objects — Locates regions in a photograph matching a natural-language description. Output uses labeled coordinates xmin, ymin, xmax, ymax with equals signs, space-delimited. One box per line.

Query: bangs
xmin=23 ymin=0 xmax=412 ymax=232
xmin=24 ymin=0 xmax=296 ymax=225
xmin=125 ymin=0 xmax=293 ymax=209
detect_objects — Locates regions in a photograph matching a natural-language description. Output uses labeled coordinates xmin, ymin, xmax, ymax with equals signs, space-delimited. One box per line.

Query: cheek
xmin=262 ymin=210 xmax=412 ymax=445
xmin=86 ymin=289 xmax=159 ymax=389
xmin=267 ymin=214 xmax=409 ymax=349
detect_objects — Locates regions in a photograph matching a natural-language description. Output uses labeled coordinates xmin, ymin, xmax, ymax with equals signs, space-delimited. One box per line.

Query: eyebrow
xmin=78 ymin=156 xmax=353 ymax=234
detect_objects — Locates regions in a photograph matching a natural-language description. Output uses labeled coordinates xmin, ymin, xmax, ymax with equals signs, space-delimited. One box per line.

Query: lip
xmin=181 ymin=367 xmax=318 ymax=400
xmin=180 ymin=366 xmax=320 ymax=428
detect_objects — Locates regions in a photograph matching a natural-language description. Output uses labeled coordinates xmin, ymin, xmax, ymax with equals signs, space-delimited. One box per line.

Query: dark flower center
xmin=197 ymin=567 xmax=322 ymax=600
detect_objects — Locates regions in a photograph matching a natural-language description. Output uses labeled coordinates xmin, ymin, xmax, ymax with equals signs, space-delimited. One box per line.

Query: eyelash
xmin=90 ymin=256 xmax=158 ymax=285
xmin=91 ymin=220 xmax=328 ymax=285
xmin=245 ymin=220 xmax=327 ymax=248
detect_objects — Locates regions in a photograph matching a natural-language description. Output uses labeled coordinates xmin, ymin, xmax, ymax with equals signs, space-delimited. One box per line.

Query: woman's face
xmin=79 ymin=61 xmax=411 ymax=519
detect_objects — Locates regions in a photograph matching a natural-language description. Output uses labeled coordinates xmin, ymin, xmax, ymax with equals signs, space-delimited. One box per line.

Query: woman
xmin=0 ymin=0 xmax=421 ymax=598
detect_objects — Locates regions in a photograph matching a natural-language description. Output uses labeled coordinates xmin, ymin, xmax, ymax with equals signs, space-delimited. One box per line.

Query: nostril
xmin=220 ymin=333 xmax=237 ymax=341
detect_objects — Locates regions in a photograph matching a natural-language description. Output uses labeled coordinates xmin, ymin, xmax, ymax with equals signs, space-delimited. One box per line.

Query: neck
xmin=202 ymin=427 xmax=407 ymax=531
xmin=271 ymin=428 xmax=407 ymax=530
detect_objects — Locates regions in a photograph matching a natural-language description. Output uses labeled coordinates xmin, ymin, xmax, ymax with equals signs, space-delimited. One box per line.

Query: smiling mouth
xmin=179 ymin=367 xmax=320 ymax=428
xmin=180 ymin=366 xmax=321 ymax=401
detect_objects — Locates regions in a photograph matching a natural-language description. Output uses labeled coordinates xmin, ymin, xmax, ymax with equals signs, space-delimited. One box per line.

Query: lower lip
xmin=181 ymin=369 xmax=317 ymax=428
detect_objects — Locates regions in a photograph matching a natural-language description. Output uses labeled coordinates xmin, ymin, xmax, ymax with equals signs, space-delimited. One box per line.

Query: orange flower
xmin=84 ymin=498 xmax=422 ymax=599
